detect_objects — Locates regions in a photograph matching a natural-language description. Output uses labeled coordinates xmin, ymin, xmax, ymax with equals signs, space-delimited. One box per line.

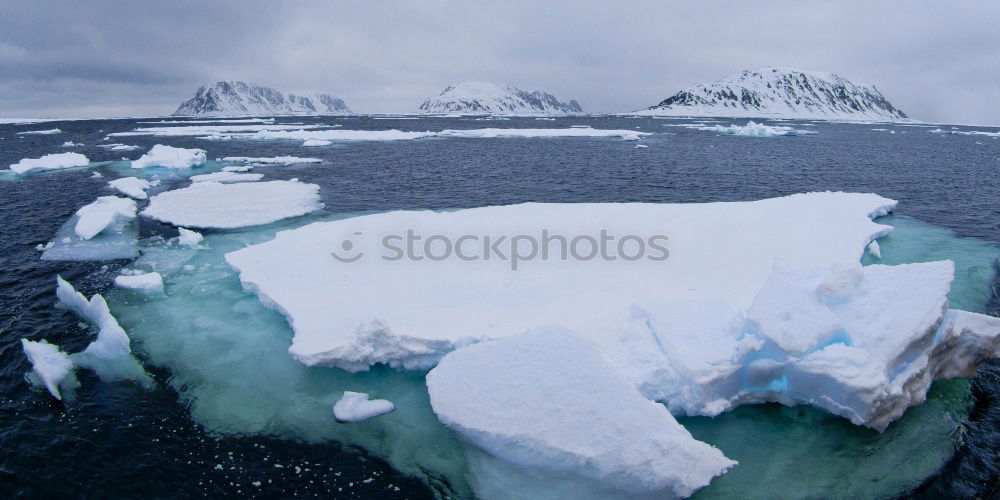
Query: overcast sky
xmin=2 ymin=1 xmax=997 ymax=124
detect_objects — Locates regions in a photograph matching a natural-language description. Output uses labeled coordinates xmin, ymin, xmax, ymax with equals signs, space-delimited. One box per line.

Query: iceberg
xmin=74 ymin=196 xmax=137 ymax=240
xmin=131 ymin=144 xmax=207 ymax=169
xmin=114 ymin=272 xmax=164 ymax=294
xmin=8 ymin=152 xmax=89 ymax=175
xmin=332 ymin=392 xmax=396 ymax=422
xmin=427 ymin=329 xmax=735 ymax=499
xmin=21 ymin=339 xmax=75 ymax=400
xmin=225 ymin=193 xmax=1000 ymax=433
xmin=55 ymin=277 xmax=152 ymax=386
xmin=142 ymin=180 xmax=322 ymax=229
xmin=108 ymin=176 xmax=157 ymax=199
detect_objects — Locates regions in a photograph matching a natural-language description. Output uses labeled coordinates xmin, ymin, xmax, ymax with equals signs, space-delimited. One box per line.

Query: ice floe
xmin=681 ymin=120 xmax=817 ymax=137
xmin=74 ymin=196 xmax=137 ymax=240
xmin=332 ymin=392 xmax=396 ymax=422
xmin=108 ymin=176 xmax=158 ymax=199
xmin=109 ymin=124 xmax=323 ymax=138
xmin=97 ymin=143 xmax=141 ymax=151
xmin=225 ymin=192 xmax=1000 ymax=433
xmin=427 ymin=329 xmax=735 ymax=499
xmin=189 ymin=171 xmax=264 ymax=183
xmin=61 ymin=141 xmax=82 ymax=147
xmin=221 ymin=156 xmax=321 ymax=165
xmin=436 ymin=127 xmax=649 ymax=140
xmin=8 ymin=152 xmax=89 ymax=174
xmin=56 ymin=277 xmax=152 ymax=385
xmin=929 ymin=128 xmax=1000 ymax=138
xmin=302 ymin=139 xmax=332 ymax=146
xmin=131 ymin=144 xmax=207 ymax=170
xmin=21 ymin=339 xmax=75 ymax=400
xmin=142 ymin=180 xmax=322 ymax=229
xmin=114 ymin=272 xmax=164 ymax=294
xmin=17 ymin=128 xmax=62 ymax=135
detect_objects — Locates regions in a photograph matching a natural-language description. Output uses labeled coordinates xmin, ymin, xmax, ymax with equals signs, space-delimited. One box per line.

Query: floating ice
xmin=21 ymin=339 xmax=75 ymax=400
xmin=302 ymin=139 xmax=332 ymax=146
xmin=56 ymin=277 xmax=152 ymax=386
xmin=74 ymin=196 xmax=137 ymax=240
xmin=189 ymin=171 xmax=264 ymax=183
xmin=109 ymin=124 xmax=323 ymax=138
xmin=427 ymin=329 xmax=735 ymax=499
xmin=435 ymin=127 xmax=650 ymax=141
xmin=17 ymin=128 xmax=61 ymax=135
xmin=177 ymin=227 xmax=203 ymax=246
xmin=108 ymin=176 xmax=157 ymax=199
xmin=247 ymin=129 xmax=436 ymax=142
xmin=142 ymin=180 xmax=322 ymax=229
xmin=222 ymin=156 xmax=321 ymax=165
xmin=97 ymin=143 xmax=141 ymax=151
xmin=225 ymin=193 xmax=1000 ymax=432
xmin=687 ymin=121 xmax=817 ymax=137
xmin=868 ymin=240 xmax=881 ymax=258
xmin=332 ymin=392 xmax=396 ymax=422
xmin=131 ymin=144 xmax=207 ymax=169
xmin=114 ymin=272 xmax=164 ymax=294
xmin=928 ymin=128 xmax=1000 ymax=138
xmin=61 ymin=141 xmax=82 ymax=147
xmin=8 ymin=152 xmax=89 ymax=174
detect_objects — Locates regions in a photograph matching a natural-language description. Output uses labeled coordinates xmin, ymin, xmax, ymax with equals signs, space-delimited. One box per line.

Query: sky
xmin=1 ymin=1 xmax=998 ymax=124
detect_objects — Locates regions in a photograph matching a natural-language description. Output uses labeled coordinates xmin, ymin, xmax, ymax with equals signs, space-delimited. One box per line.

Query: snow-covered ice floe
xmin=204 ymin=127 xmax=651 ymax=143
xmin=302 ymin=139 xmax=332 ymax=146
xmin=436 ymin=127 xmax=649 ymax=141
xmin=8 ymin=152 xmax=89 ymax=174
xmin=332 ymin=392 xmax=396 ymax=422
xmin=928 ymin=128 xmax=1000 ymax=138
xmin=114 ymin=272 xmax=164 ymax=294
xmin=55 ymin=277 xmax=152 ymax=385
xmin=97 ymin=143 xmax=141 ymax=151
xmin=109 ymin=124 xmax=323 ymax=138
xmin=189 ymin=171 xmax=263 ymax=183
xmin=225 ymin=192 xmax=1000 ymax=434
xmin=61 ymin=141 xmax=82 ymax=147
xmin=427 ymin=329 xmax=735 ymax=498
xmin=177 ymin=227 xmax=203 ymax=246
xmin=142 ymin=180 xmax=322 ymax=229
xmin=108 ymin=177 xmax=159 ymax=199
xmin=16 ymin=128 xmax=62 ymax=135
xmin=41 ymin=195 xmax=139 ymax=261
xmin=131 ymin=144 xmax=206 ymax=169
xmin=221 ymin=156 xmax=321 ymax=165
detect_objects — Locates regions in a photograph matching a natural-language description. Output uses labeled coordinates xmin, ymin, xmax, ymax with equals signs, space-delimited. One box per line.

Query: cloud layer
xmin=2 ymin=1 xmax=998 ymax=123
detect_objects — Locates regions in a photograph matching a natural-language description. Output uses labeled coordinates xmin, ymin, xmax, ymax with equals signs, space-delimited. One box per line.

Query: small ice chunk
xmin=868 ymin=240 xmax=882 ymax=259
xmin=114 ymin=272 xmax=164 ymax=294
xmin=17 ymin=128 xmax=61 ymax=135
xmin=131 ymin=144 xmax=207 ymax=169
xmin=108 ymin=176 xmax=155 ymax=199
xmin=141 ymin=180 xmax=322 ymax=229
xmin=333 ymin=392 xmax=395 ymax=422
xmin=61 ymin=141 xmax=82 ymax=147
xmin=221 ymin=156 xmax=321 ymax=165
xmin=91 ymin=171 xmax=103 ymax=178
xmin=74 ymin=196 xmax=137 ymax=240
xmin=21 ymin=339 xmax=74 ymax=400
xmin=9 ymin=152 xmax=89 ymax=174
xmin=302 ymin=139 xmax=332 ymax=146
xmin=177 ymin=227 xmax=203 ymax=246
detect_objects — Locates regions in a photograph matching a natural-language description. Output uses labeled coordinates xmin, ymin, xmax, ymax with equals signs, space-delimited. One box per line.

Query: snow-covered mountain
xmin=418 ymin=82 xmax=582 ymax=115
xmin=173 ymin=81 xmax=351 ymax=116
xmin=638 ymin=67 xmax=907 ymax=121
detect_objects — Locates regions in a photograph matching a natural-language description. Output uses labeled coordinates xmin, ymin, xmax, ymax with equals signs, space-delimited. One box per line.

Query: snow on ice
xmin=8 ymin=152 xmax=89 ymax=174
xmin=74 ymin=196 xmax=137 ymax=240
xmin=142 ymin=180 xmax=322 ymax=229
xmin=177 ymin=227 xmax=203 ymax=246
xmin=114 ymin=272 xmax=164 ymax=294
xmin=131 ymin=145 xmax=207 ymax=169
xmin=108 ymin=177 xmax=158 ymax=199
xmin=21 ymin=339 xmax=75 ymax=400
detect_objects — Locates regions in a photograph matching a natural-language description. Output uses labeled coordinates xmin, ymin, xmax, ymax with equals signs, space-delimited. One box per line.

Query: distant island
xmin=173 ymin=81 xmax=351 ymax=116
xmin=417 ymin=81 xmax=582 ymax=115
xmin=636 ymin=67 xmax=908 ymax=121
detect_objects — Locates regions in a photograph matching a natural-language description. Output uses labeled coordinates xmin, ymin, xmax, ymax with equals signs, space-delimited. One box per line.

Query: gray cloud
xmin=2 ymin=1 xmax=998 ymax=123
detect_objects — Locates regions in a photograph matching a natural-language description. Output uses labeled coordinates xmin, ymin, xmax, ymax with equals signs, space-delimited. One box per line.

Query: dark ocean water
xmin=1 ymin=116 xmax=998 ymax=498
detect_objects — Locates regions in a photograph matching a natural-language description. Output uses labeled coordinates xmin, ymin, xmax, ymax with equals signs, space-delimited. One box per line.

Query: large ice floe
xmin=8 ymin=152 xmax=89 ymax=174
xmin=141 ymin=180 xmax=322 ymax=228
xmin=225 ymin=193 xmax=1000 ymax=437
xmin=105 ymin=200 xmax=1000 ymax=499
xmin=131 ymin=144 xmax=207 ymax=169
